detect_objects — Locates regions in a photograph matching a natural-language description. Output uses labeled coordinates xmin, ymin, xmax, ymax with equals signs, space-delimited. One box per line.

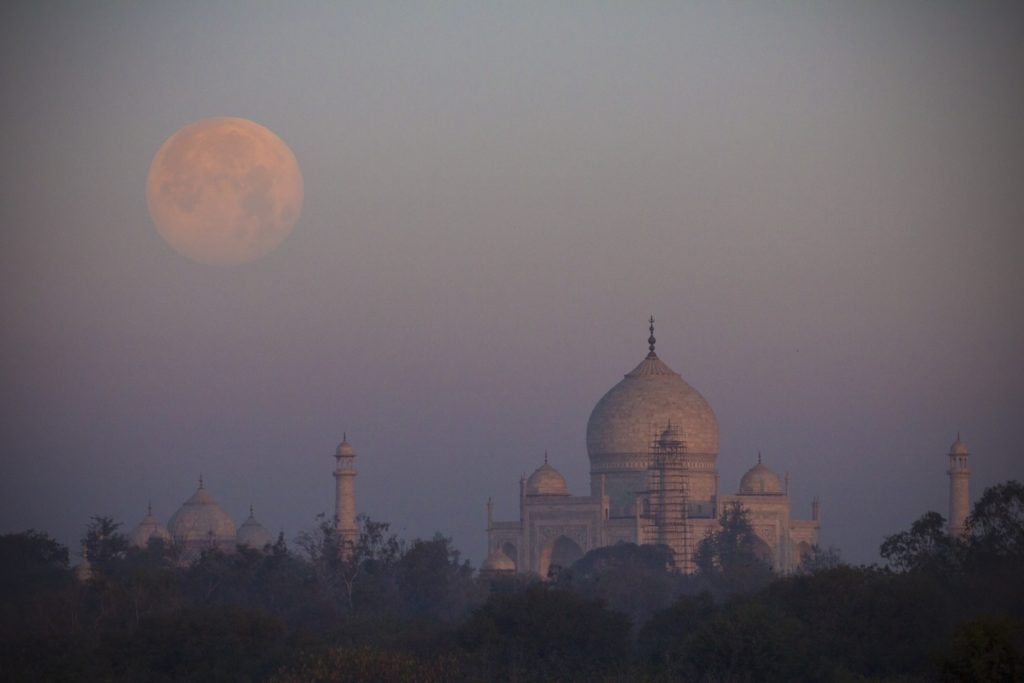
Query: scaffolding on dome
xmin=640 ymin=422 xmax=695 ymax=574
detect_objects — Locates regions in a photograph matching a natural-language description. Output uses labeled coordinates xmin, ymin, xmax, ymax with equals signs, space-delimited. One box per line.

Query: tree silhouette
xmin=693 ymin=502 xmax=772 ymax=596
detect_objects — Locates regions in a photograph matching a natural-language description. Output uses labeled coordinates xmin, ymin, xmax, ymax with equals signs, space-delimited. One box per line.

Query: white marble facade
xmin=487 ymin=322 xmax=821 ymax=576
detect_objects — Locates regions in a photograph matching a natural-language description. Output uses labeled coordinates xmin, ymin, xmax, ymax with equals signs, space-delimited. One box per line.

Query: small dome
xmin=739 ymin=461 xmax=783 ymax=495
xmin=236 ymin=507 xmax=274 ymax=549
xmin=167 ymin=481 xmax=237 ymax=546
xmin=336 ymin=438 xmax=355 ymax=457
xmin=481 ymin=547 xmax=516 ymax=574
xmin=950 ymin=435 xmax=969 ymax=456
xmin=128 ymin=505 xmax=172 ymax=548
xmin=526 ymin=460 xmax=568 ymax=496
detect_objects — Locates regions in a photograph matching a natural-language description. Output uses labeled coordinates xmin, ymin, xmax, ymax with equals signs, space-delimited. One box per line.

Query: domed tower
xmin=947 ymin=433 xmax=970 ymax=538
xmin=586 ymin=318 xmax=720 ymax=516
xmin=128 ymin=503 xmax=172 ymax=549
xmin=333 ymin=434 xmax=358 ymax=554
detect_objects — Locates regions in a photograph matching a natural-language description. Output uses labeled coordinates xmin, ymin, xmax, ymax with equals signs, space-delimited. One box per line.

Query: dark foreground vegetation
xmin=2 ymin=482 xmax=1022 ymax=682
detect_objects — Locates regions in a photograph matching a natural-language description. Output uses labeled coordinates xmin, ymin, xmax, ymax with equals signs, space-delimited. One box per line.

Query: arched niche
xmin=539 ymin=535 xmax=583 ymax=579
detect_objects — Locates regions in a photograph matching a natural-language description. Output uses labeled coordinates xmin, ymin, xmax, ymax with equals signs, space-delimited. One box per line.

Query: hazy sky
xmin=2 ymin=2 xmax=1021 ymax=566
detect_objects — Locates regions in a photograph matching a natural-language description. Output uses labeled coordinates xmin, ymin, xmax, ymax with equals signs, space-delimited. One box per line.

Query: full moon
xmin=146 ymin=117 xmax=304 ymax=266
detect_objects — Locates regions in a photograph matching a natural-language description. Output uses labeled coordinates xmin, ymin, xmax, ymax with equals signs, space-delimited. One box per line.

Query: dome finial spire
xmin=758 ymin=451 xmax=762 ymax=465
xmin=147 ymin=501 xmax=152 ymax=516
xmin=198 ymin=474 xmax=204 ymax=489
xmin=544 ymin=450 xmax=548 ymax=464
xmin=647 ymin=315 xmax=657 ymax=357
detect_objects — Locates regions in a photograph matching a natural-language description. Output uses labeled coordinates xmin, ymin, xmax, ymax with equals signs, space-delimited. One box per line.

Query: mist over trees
xmin=1 ymin=482 xmax=1022 ymax=682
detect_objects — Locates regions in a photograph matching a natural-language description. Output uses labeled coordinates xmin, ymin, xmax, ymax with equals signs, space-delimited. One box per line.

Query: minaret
xmin=333 ymin=433 xmax=358 ymax=555
xmin=947 ymin=433 xmax=971 ymax=538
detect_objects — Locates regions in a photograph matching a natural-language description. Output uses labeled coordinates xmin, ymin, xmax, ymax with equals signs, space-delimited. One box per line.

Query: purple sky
xmin=2 ymin=2 xmax=1022 ymax=566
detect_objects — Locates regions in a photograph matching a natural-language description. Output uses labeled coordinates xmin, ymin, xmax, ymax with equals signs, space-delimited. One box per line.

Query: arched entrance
xmin=539 ymin=535 xmax=583 ymax=579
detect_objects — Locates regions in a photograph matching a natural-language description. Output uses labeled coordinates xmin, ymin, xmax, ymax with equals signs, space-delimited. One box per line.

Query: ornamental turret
xmin=947 ymin=433 xmax=970 ymax=538
xmin=334 ymin=434 xmax=358 ymax=555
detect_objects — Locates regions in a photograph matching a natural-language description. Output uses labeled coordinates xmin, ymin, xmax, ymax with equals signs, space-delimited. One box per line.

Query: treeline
xmin=1 ymin=483 xmax=1022 ymax=682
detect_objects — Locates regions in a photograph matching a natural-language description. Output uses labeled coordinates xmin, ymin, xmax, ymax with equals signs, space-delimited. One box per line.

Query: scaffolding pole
xmin=640 ymin=423 xmax=694 ymax=573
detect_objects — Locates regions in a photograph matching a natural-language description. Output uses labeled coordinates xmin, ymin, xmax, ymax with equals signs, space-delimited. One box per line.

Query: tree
xmin=103 ymin=538 xmax=182 ymax=630
xmin=0 ymin=531 xmax=72 ymax=642
xmin=296 ymin=513 xmax=403 ymax=615
xmin=759 ymin=565 xmax=951 ymax=678
xmin=81 ymin=516 xmax=130 ymax=572
xmin=694 ymin=502 xmax=773 ymax=596
xmin=0 ymin=530 xmax=68 ymax=584
xmin=557 ymin=542 xmax=683 ymax=631
xmin=638 ymin=591 xmax=717 ymax=673
xmin=968 ymin=480 xmax=1024 ymax=559
xmin=679 ymin=599 xmax=808 ymax=683
xmin=270 ymin=647 xmax=465 ymax=683
xmin=938 ymin=616 xmax=1024 ymax=683
xmin=118 ymin=607 xmax=290 ymax=681
xmin=396 ymin=534 xmax=479 ymax=622
xmin=880 ymin=511 xmax=962 ymax=574
xmin=460 ymin=585 xmax=631 ymax=682
xmin=960 ymin=481 xmax=1024 ymax=625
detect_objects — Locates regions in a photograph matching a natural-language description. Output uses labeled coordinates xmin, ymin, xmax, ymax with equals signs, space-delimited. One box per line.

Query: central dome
xmin=167 ymin=481 xmax=237 ymax=547
xmin=587 ymin=352 xmax=719 ymax=461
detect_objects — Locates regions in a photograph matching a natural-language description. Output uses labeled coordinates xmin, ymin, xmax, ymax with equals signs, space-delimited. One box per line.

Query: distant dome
xmin=336 ymin=437 xmax=355 ymax=457
xmin=526 ymin=460 xmax=569 ymax=496
xmin=128 ymin=505 xmax=172 ymax=548
xmin=481 ymin=547 xmax=516 ymax=574
xmin=236 ymin=507 xmax=274 ymax=549
xmin=950 ymin=435 xmax=969 ymax=456
xmin=587 ymin=351 xmax=719 ymax=464
xmin=167 ymin=481 xmax=237 ymax=547
xmin=739 ymin=461 xmax=783 ymax=496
